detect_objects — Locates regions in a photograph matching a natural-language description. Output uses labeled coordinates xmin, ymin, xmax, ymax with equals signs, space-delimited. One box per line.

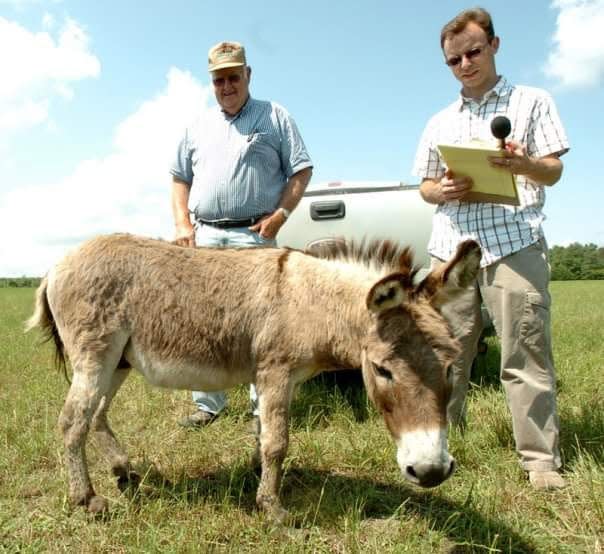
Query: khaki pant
xmin=434 ymin=240 xmax=561 ymax=471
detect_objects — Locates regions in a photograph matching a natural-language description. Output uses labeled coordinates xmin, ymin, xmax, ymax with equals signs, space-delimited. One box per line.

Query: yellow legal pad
xmin=437 ymin=142 xmax=519 ymax=206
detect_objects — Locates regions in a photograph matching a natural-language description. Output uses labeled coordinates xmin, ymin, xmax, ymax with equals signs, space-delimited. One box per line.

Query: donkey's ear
xmin=366 ymin=273 xmax=408 ymax=314
xmin=416 ymin=240 xmax=481 ymax=308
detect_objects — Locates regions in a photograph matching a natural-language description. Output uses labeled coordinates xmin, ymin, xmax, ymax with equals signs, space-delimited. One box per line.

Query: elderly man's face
xmin=211 ymin=66 xmax=251 ymax=115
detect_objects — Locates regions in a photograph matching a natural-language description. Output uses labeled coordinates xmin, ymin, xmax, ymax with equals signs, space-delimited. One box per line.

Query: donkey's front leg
xmin=91 ymin=368 xmax=140 ymax=492
xmin=254 ymin=370 xmax=293 ymax=524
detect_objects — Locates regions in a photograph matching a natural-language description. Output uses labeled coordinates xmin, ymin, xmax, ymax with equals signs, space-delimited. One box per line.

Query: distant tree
xmin=550 ymin=243 xmax=604 ymax=280
xmin=0 ymin=277 xmax=42 ymax=288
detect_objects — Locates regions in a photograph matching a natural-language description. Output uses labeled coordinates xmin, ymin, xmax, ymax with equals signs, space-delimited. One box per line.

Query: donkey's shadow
xmin=291 ymin=369 xmax=371 ymax=425
xmin=125 ymin=462 xmax=536 ymax=552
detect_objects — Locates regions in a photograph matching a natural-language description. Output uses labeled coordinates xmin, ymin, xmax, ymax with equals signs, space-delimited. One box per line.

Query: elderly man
xmin=171 ymin=41 xmax=313 ymax=427
xmin=413 ymin=7 xmax=568 ymax=490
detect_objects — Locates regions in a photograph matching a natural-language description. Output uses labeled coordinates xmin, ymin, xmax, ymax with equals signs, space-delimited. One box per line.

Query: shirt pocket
xmin=244 ymin=132 xmax=278 ymax=161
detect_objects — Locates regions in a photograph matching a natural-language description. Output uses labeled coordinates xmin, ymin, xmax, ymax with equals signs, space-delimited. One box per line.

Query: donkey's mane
xmin=306 ymin=239 xmax=420 ymax=285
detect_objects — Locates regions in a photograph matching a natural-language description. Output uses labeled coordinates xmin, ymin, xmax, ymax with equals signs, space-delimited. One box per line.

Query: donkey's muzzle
xmin=404 ymin=458 xmax=456 ymax=488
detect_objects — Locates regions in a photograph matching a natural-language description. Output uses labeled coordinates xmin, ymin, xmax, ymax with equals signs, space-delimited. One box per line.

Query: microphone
xmin=491 ymin=116 xmax=511 ymax=149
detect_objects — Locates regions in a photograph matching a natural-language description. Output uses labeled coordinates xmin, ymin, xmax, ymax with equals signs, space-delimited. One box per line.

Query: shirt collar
xmin=455 ymin=76 xmax=512 ymax=110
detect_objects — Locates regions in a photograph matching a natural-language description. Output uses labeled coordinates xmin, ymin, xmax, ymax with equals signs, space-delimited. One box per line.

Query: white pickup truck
xmin=278 ymin=180 xmax=435 ymax=274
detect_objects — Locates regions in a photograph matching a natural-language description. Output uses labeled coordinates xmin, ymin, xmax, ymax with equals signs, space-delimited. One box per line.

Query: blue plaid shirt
xmin=171 ymin=97 xmax=312 ymax=221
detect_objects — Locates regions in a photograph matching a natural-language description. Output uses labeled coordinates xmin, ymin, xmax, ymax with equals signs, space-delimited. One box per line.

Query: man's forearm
xmin=249 ymin=166 xmax=313 ymax=239
xmin=172 ymin=177 xmax=192 ymax=225
xmin=523 ymin=155 xmax=563 ymax=186
xmin=171 ymin=177 xmax=196 ymax=246
xmin=419 ymin=178 xmax=445 ymax=205
xmin=278 ymin=167 xmax=313 ymax=212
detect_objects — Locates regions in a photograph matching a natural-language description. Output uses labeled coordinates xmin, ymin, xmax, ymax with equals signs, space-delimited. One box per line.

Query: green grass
xmin=0 ymin=282 xmax=602 ymax=553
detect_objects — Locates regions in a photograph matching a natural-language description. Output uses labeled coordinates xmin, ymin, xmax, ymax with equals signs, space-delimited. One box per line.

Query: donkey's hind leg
xmin=90 ymin=367 xmax=140 ymax=491
xmin=59 ymin=339 xmax=127 ymax=514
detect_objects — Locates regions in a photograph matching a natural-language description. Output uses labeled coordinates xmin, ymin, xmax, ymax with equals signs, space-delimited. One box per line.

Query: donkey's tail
xmin=25 ymin=276 xmax=68 ymax=381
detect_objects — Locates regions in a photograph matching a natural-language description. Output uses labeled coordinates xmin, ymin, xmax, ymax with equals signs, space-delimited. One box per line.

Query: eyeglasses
xmin=445 ymin=43 xmax=489 ymax=67
xmin=212 ymin=74 xmax=242 ymax=87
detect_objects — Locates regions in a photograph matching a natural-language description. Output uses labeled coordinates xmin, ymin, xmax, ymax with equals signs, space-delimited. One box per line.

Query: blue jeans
xmin=191 ymin=224 xmax=276 ymax=416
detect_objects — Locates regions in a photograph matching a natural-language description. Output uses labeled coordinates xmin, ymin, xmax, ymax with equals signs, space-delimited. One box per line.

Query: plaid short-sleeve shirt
xmin=412 ymin=77 xmax=569 ymax=267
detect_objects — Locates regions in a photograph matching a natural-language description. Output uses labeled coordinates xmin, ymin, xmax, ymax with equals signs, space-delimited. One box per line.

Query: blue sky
xmin=1 ymin=0 xmax=603 ymax=276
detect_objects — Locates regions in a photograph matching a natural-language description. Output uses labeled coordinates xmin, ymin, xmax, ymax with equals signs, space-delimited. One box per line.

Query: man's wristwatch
xmin=277 ymin=207 xmax=291 ymax=220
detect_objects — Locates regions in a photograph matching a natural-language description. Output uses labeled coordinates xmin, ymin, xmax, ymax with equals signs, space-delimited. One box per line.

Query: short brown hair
xmin=440 ymin=7 xmax=495 ymax=48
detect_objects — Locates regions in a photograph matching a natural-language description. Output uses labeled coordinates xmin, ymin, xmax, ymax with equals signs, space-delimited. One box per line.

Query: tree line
xmin=549 ymin=243 xmax=604 ymax=280
xmin=0 ymin=277 xmax=42 ymax=288
xmin=1 ymin=243 xmax=602 ymax=286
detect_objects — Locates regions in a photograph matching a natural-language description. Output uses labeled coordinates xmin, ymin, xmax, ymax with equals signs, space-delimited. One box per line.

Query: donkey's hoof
xmin=116 ymin=471 xmax=141 ymax=494
xmin=271 ymin=506 xmax=290 ymax=525
xmin=258 ymin=497 xmax=291 ymax=525
xmin=267 ymin=505 xmax=292 ymax=526
xmin=87 ymin=495 xmax=109 ymax=514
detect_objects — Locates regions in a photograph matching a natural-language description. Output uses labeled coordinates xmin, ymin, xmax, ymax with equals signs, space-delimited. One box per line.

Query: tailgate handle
xmin=310 ymin=200 xmax=346 ymax=221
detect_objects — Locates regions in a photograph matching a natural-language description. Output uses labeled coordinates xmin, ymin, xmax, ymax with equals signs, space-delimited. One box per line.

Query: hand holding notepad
xmin=437 ymin=116 xmax=519 ymax=206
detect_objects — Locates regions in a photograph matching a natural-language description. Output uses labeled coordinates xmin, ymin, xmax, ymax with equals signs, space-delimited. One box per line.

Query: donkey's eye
xmin=374 ymin=364 xmax=393 ymax=381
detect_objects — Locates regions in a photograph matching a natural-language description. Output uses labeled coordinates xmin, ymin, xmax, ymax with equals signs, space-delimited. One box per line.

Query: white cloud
xmin=0 ymin=68 xmax=212 ymax=277
xmin=42 ymin=13 xmax=55 ymax=30
xmin=0 ymin=98 xmax=48 ymax=130
xmin=544 ymin=0 xmax=604 ymax=88
xmin=0 ymin=16 xmax=100 ymax=133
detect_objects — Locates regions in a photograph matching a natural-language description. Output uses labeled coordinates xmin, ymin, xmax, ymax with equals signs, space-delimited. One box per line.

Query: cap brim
xmin=208 ymin=61 xmax=245 ymax=72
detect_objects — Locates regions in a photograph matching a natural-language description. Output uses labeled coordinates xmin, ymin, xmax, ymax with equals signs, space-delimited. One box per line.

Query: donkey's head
xmin=361 ymin=240 xmax=481 ymax=488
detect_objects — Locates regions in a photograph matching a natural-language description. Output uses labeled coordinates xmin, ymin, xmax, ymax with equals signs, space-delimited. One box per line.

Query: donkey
xmin=27 ymin=233 xmax=480 ymax=522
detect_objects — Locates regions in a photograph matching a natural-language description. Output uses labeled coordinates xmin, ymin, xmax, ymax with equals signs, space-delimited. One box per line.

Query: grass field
xmin=0 ymin=282 xmax=602 ymax=553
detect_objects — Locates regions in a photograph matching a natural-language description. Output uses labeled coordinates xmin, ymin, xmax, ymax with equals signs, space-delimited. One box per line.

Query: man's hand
xmin=488 ymin=140 xmax=563 ymax=185
xmin=249 ymin=210 xmax=286 ymax=240
xmin=438 ymin=169 xmax=473 ymax=202
xmin=488 ymin=140 xmax=532 ymax=175
xmin=174 ymin=221 xmax=196 ymax=247
xmin=420 ymin=170 xmax=473 ymax=204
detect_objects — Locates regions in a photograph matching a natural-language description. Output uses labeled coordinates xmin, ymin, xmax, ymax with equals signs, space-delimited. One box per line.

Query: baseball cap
xmin=208 ymin=41 xmax=247 ymax=72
